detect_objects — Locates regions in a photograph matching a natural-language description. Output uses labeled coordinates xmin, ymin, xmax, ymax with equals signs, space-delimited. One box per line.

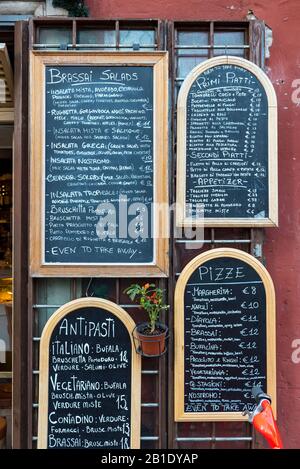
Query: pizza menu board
xmin=177 ymin=57 xmax=277 ymax=227
xmin=38 ymin=299 xmax=141 ymax=449
xmin=45 ymin=65 xmax=153 ymax=264
xmin=30 ymin=52 xmax=168 ymax=277
xmin=174 ymin=249 xmax=276 ymax=421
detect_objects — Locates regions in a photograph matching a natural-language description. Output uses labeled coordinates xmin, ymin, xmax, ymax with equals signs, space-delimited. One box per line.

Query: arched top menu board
xmin=176 ymin=56 xmax=278 ymax=227
xmin=174 ymin=248 xmax=276 ymax=421
xmin=30 ymin=51 xmax=168 ymax=277
xmin=38 ymin=297 xmax=141 ymax=449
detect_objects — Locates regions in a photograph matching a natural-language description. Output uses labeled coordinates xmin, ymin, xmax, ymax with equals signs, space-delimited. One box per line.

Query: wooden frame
xmin=176 ymin=55 xmax=278 ymax=227
xmin=12 ymin=20 xmax=31 ymax=448
xmin=30 ymin=51 xmax=169 ymax=277
xmin=174 ymin=248 xmax=276 ymax=421
xmin=38 ymin=297 xmax=141 ymax=449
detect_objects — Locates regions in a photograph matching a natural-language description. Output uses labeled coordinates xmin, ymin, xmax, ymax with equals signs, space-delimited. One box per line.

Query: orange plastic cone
xmin=252 ymin=399 xmax=283 ymax=449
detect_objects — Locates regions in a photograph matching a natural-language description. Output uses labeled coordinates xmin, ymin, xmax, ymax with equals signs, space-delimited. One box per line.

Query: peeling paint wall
xmin=86 ymin=0 xmax=300 ymax=448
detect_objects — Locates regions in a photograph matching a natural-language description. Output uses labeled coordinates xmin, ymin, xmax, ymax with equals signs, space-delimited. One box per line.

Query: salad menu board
xmin=174 ymin=249 xmax=276 ymax=421
xmin=38 ymin=298 xmax=141 ymax=448
xmin=44 ymin=65 xmax=154 ymax=265
xmin=30 ymin=52 xmax=168 ymax=277
xmin=176 ymin=56 xmax=277 ymax=227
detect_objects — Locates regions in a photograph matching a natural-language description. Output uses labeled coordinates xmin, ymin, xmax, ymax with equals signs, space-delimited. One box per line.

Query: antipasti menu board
xmin=30 ymin=52 xmax=168 ymax=276
xmin=38 ymin=298 xmax=141 ymax=448
xmin=174 ymin=249 xmax=276 ymax=421
xmin=176 ymin=57 xmax=277 ymax=227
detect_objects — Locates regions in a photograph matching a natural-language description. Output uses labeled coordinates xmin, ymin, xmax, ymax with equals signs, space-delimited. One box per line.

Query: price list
xmin=45 ymin=65 xmax=154 ymax=264
xmin=184 ymin=257 xmax=267 ymax=414
xmin=46 ymin=307 xmax=132 ymax=449
xmin=185 ymin=64 xmax=268 ymax=219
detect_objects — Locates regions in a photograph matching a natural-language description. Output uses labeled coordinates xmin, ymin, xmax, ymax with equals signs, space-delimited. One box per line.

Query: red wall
xmin=86 ymin=0 xmax=300 ymax=448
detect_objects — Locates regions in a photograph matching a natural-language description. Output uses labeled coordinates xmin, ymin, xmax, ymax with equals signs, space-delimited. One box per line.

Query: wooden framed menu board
xmin=38 ymin=297 xmax=141 ymax=449
xmin=174 ymin=248 xmax=276 ymax=421
xmin=176 ymin=56 xmax=278 ymax=227
xmin=30 ymin=51 xmax=168 ymax=277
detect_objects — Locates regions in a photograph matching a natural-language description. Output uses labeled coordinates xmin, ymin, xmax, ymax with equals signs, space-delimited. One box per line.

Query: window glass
xmin=120 ymin=29 xmax=155 ymax=50
xmin=177 ymin=55 xmax=208 ymax=78
xmin=77 ymin=29 xmax=116 ymax=48
xmin=35 ymin=278 xmax=78 ymax=333
xmin=214 ymin=30 xmax=245 ymax=56
xmin=177 ymin=31 xmax=209 ymax=78
xmin=39 ymin=28 xmax=72 ymax=47
xmin=177 ymin=30 xmax=209 ymax=51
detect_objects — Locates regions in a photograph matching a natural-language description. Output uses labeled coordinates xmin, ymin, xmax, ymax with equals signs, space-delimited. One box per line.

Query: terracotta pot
xmin=135 ymin=322 xmax=168 ymax=356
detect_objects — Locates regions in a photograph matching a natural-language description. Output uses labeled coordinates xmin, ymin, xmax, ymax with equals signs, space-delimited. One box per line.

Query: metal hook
xmin=85 ymin=278 xmax=95 ymax=297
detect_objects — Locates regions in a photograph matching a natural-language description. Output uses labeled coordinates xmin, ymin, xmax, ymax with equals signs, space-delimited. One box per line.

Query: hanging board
xmin=38 ymin=297 xmax=141 ymax=448
xmin=176 ymin=56 xmax=277 ymax=227
xmin=30 ymin=51 xmax=168 ymax=276
xmin=174 ymin=248 xmax=276 ymax=421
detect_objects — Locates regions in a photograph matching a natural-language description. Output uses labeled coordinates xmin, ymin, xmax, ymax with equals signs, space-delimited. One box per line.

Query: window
xmin=23 ymin=18 xmax=263 ymax=450
xmin=174 ymin=22 xmax=248 ymax=88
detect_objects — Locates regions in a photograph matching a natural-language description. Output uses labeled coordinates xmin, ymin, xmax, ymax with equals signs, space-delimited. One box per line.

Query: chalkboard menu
xmin=38 ymin=298 xmax=141 ymax=448
xmin=174 ymin=249 xmax=276 ymax=421
xmin=176 ymin=56 xmax=277 ymax=227
xmin=45 ymin=65 xmax=153 ymax=264
xmin=30 ymin=52 xmax=168 ymax=276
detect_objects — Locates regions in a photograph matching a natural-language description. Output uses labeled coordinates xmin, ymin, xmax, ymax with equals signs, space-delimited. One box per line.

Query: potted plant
xmin=124 ymin=283 xmax=169 ymax=356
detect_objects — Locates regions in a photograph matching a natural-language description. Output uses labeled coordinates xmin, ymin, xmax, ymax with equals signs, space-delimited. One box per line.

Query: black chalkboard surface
xmin=186 ymin=64 xmax=268 ymax=219
xmin=45 ymin=65 xmax=153 ymax=264
xmin=38 ymin=299 xmax=140 ymax=449
xmin=184 ymin=257 xmax=266 ymax=414
xmin=174 ymin=249 xmax=276 ymax=421
xmin=176 ymin=57 xmax=278 ymax=227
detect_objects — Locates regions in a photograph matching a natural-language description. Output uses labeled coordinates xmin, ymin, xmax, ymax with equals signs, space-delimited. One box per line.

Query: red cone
xmin=252 ymin=399 xmax=283 ymax=449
